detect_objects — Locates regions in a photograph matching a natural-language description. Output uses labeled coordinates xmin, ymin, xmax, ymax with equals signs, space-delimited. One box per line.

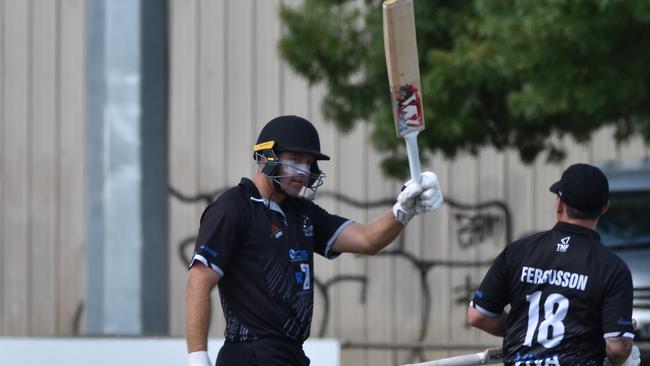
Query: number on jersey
xmin=524 ymin=291 xmax=569 ymax=348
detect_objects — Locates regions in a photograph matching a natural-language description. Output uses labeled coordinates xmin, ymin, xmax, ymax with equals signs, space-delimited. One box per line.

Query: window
xmin=597 ymin=191 xmax=650 ymax=250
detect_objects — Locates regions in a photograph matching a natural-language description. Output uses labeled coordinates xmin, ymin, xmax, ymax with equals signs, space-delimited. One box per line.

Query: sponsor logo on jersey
xmin=289 ymin=248 xmax=309 ymax=261
xmin=617 ymin=318 xmax=633 ymax=326
xmin=198 ymin=245 xmax=219 ymax=259
xmin=302 ymin=215 xmax=314 ymax=237
xmin=294 ymin=263 xmax=311 ymax=291
xmin=555 ymin=236 xmax=571 ymax=252
xmin=270 ymin=224 xmax=283 ymax=239
xmin=521 ymin=266 xmax=588 ymax=291
xmin=515 ymin=353 xmax=560 ymax=366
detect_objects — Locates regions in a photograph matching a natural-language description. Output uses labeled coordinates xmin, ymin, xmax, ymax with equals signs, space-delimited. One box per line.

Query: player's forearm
xmin=330 ymin=211 xmax=409 ymax=255
xmin=185 ymin=276 xmax=213 ymax=352
xmin=467 ymin=308 xmax=507 ymax=337
xmin=605 ymin=337 xmax=632 ymax=366
xmin=363 ymin=211 xmax=406 ymax=254
xmin=473 ymin=314 xmax=507 ymax=337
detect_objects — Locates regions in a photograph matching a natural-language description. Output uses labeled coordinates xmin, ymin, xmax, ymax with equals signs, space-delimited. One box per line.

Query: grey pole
xmin=86 ymin=0 xmax=169 ymax=335
xmin=140 ymin=0 xmax=169 ymax=335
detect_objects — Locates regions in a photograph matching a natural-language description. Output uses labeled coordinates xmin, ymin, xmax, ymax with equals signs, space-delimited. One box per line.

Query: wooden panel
xmin=618 ymin=134 xmax=647 ymax=161
xmin=254 ymin=0 xmax=282 ymax=130
xmin=281 ymin=66 xmax=311 ymax=118
xmin=225 ymin=0 xmax=254 ymax=182
xmin=30 ymin=0 xmax=58 ymax=336
xmin=2 ymin=0 xmax=30 ymax=336
xmin=58 ymin=0 xmax=86 ymax=335
xmin=562 ymin=136 xmax=590 ymax=165
xmin=589 ymin=126 xmax=649 ymax=164
xmin=505 ymin=150 xmax=534 ymax=238
xmin=447 ymin=154 xmax=478 ymax=344
xmin=589 ymin=126 xmax=618 ymax=163
xmin=335 ymin=124 xmax=368 ymax=366
xmin=279 ymin=0 xmax=310 ymax=119
xmin=532 ymin=157 xmax=559 ymax=231
xmin=197 ymin=0 xmax=226 ymax=190
xmin=168 ymin=0 xmax=199 ymax=337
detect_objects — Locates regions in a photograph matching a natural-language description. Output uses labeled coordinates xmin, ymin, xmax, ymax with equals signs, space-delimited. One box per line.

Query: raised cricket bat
xmin=400 ymin=347 xmax=503 ymax=366
xmin=383 ymin=0 xmax=425 ymax=184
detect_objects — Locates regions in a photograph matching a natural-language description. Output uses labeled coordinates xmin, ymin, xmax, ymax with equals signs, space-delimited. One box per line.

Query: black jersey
xmin=190 ymin=178 xmax=351 ymax=343
xmin=471 ymin=222 xmax=634 ymax=366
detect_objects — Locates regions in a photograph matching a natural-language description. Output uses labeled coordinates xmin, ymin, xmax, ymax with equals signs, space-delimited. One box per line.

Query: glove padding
xmin=188 ymin=351 xmax=212 ymax=366
xmin=603 ymin=345 xmax=641 ymax=366
xmin=393 ymin=171 xmax=444 ymax=225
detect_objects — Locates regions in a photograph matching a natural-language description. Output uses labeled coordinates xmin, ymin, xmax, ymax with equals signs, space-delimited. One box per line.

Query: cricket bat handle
xmin=404 ymin=131 xmax=422 ymax=184
xmin=401 ymin=352 xmax=485 ymax=366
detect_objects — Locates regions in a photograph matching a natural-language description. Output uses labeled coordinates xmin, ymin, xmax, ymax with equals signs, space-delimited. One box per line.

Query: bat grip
xmin=400 ymin=352 xmax=484 ymax=366
xmin=404 ymin=131 xmax=422 ymax=184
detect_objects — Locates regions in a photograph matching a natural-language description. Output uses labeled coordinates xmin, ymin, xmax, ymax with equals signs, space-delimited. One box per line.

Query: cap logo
xmin=254 ymin=140 xmax=275 ymax=152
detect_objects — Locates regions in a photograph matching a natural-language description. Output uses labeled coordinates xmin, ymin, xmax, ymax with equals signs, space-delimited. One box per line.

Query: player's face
xmin=277 ymin=151 xmax=316 ymax=197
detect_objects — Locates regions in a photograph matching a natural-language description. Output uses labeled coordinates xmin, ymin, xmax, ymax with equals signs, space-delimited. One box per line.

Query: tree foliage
xmin=278 ymin=0 xmax=650 ymax=178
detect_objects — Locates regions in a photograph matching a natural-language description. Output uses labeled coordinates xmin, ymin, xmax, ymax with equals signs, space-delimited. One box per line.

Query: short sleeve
xmin=309 ymin=202 xmax=352 ymax=259
xmin=471 ymin=249 xmax=510 ymax=317
xmin=190 ymin=190 xmax=247 ymax=277
xmin=602 ymin=262 xmax=635 ymax=339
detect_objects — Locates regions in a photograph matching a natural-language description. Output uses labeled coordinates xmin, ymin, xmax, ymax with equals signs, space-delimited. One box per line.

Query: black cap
xmin=255 ymin=115 xmax=330 ymax=160
xmin=549 ymin=163 xmax=609 ymax=212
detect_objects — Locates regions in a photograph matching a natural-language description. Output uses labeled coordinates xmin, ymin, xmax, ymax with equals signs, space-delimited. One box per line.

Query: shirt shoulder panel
xmin=191 ymin=183 xmax=252 ymax=276
xmin=298 ymin=198 xmax=350 ymax=259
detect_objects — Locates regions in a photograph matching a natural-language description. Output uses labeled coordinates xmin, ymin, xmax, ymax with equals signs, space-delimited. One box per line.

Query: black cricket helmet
xmin=253 ymin=115 xmax=328 ymax=192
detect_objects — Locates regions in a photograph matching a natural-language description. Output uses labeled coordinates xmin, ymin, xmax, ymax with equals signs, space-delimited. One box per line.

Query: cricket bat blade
xmin=383 ymin=0 xmax=425 ymax=184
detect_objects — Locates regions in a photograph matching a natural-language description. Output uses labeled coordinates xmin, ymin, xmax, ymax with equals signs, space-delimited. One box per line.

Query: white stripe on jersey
xmin=469 ymin=300 xmax=501 ymax=318
xmin=191 ymin=254 xmax=225 ymax=277
xmin=604 ymin=332 xmax=636 ymax=339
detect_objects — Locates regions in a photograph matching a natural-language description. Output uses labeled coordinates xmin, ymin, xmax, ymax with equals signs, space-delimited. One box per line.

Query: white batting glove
xmin=392 ymin=171 xmax=444 ymax=224
xmin=414 ymin=172 xmax=444 ymax=214
xmin=188 ymin=351 xmax=212 ymax=366
xmin=603 ymin=345 xmax=641 ymax=366
xmin=393 ymin=179 xmax=422 ymax=225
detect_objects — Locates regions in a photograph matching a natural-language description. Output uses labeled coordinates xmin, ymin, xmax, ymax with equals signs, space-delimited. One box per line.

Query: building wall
xmin=167 ymin=1 xmax=649 ymax=365
xmin=0 ymin=0 xmax=86 ymax=336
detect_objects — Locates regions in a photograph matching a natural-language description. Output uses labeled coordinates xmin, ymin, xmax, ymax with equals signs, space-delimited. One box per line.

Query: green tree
xmin=278 ymin=0 xmax=650 ymax=178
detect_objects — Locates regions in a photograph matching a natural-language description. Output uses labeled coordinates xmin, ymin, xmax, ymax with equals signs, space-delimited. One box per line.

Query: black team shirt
xmin=191 ymin=178 xmax=351 ymax=343
xmin=471 ymin=222 xmax=634 ymax=366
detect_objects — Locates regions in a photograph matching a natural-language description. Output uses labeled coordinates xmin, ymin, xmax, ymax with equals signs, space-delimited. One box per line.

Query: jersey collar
xmin=240 ymin=178 xmax=287 ymax=219
xmin=553 ymin=221 xmax=601 ymax=241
